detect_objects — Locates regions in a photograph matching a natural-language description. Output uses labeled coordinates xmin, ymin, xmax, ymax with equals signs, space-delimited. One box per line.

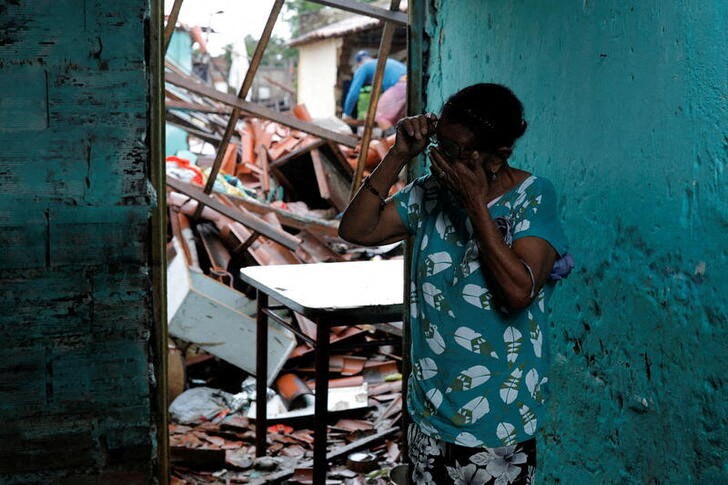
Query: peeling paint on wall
xmin=0 ymin=0 xmax=157 ymax=482
xmin=421 ymin=1 xmax=727 ymax=482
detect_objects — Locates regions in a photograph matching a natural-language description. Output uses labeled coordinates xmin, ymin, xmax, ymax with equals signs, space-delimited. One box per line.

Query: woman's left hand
xmin=429 ymin=146 xmax=488 ymax=211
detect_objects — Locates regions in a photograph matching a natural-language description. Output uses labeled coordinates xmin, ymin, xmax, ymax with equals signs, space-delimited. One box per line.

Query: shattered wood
xmin=165 ymin=29 xmax=409 ymax=483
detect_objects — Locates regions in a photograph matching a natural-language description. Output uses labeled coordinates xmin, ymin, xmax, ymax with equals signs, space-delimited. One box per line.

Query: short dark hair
xmin=440 ymin=83 xmax=527 ymax=151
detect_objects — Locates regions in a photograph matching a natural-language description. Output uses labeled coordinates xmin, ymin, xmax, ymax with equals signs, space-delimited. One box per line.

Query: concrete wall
xmin=0 ymin=1 xmax=160 ymax=483
xmin=297 ymin=38 xmax=343 ymax=119
xmin=419 ymin=1 xmax=727 ymax=483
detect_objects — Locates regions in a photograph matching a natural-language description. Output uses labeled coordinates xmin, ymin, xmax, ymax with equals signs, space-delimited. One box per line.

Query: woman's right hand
xmin=392 ymin=113 xmax=437 ymax=159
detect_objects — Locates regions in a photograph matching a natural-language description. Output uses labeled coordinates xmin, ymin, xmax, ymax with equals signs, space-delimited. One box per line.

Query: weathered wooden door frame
xmin=149 ymin=1 xmax=428 ymax=481
xmin=149 ymin=0 xmax=169 ymax=482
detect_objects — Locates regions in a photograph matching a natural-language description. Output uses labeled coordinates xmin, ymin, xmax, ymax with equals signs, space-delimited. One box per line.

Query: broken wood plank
xmin=166 ymin=177 xmax=301 ymax=251
xmin=352 ymin=0 xmax=402 ymax=196
xmin=269 ymin=138 xmax=326 ymax=169
xmin=165 ymin=118 xmax=240 ymax=146
xmin=196 ymin=0 xmax=285 ymax=221
xmin=270 ymin=166 xmax=295 ymax=194
xmin=166 ymin=71 xmax=359 ymax=147
xmin=257 ymin=144 xmax=271 ymax=194
xmin=311 ymin=148 xmax=331 ymax=201
xmin=326 ymin=140 xmax=355 ymax=177
xmin=312 ymin=149 xmax=352 ymax=212
xmin=307 ymin=0 xmax=408 ymax=25
xmin=166 ymin=99 xmax=232 ymax=114
xmin=221 ymin=194 xmax=341 ymax=238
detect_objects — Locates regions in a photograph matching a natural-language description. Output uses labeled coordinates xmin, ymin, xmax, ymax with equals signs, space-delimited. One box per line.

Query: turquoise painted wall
xmin=420 ymin=1 xmax=727 ymax=483
xmin=0 ymin=1 xmax=158 ymax=482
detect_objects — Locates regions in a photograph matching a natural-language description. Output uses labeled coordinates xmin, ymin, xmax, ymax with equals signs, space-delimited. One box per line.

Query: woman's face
xmin=431 ymin=120 xmax=481 ymax=164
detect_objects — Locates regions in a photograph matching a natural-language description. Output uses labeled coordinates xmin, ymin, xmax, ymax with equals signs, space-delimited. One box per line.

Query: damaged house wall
xmin=418 ymin=1 xmax=727 ymax=482
xmin=0 ymin=1 xmax=162 ymax=483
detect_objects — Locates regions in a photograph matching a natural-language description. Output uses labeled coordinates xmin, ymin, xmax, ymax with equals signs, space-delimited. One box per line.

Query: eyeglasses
xmin=427 ymin=135 xmax=475 ymax=160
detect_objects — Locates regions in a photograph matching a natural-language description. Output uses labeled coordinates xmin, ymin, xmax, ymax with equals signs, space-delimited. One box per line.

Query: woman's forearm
xmin=338 ymin=148 xmax=409 ymax=244
xmin=467 ymin=205 xmax=534 ymax=310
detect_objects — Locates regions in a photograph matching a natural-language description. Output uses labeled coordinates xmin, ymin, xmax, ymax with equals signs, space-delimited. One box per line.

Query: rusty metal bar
xmin=307 ymin=0 xmax=407 ymax=25
xmin=261 ymin=308 xmax=316 ymax=346
xmin=350 ymin=0 xmax=401 ymax=197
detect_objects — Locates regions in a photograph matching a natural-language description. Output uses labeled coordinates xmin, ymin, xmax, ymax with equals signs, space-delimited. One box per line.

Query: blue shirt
xmin=343 ymin=58 xmax=407 ymax=117
xmin=392 ymin=174 xmax=568 ymax=448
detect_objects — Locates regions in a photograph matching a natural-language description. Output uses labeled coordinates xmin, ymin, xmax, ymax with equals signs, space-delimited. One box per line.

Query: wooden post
xmin=193 ymin=0 xmax=285 ymax=219
xmin=350 ymin=0 xmax=402 ymax=199
xmin=401 ymin=0 xmax=428 ymax=464
xmin=164 ymin=0 xmax=184 ymax=55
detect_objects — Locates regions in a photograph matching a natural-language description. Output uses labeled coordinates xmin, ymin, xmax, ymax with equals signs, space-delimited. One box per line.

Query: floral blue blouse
xmin=392 ymin=173 xmax=568 ymax=448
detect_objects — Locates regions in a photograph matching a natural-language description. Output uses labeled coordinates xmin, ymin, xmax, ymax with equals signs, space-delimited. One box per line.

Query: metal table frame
xmin=239 ymin=260 xmax=404 ymax=484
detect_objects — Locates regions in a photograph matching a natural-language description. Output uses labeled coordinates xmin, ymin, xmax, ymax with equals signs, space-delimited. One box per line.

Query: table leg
xmin=255 ymin=291 xmax=269 ymax=457
xmin=313 ymin=317 xmax=330 ymax=484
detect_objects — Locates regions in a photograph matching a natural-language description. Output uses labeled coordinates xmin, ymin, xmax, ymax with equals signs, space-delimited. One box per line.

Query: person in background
xmin=339 ymin=83 xmax=573 ymax=484
xmin=375 ymin=73 xmax=407 ymax=132
xmin=342 ymin=50 xmax=406 ymax=126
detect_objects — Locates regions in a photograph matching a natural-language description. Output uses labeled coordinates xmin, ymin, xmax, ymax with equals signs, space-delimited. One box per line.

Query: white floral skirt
xmin=407 ymin=423 xmax=536 ymax=485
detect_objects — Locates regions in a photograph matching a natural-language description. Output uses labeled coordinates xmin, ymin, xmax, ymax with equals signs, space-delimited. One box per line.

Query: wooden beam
xmin=269 ymin=166 xmax=295 ymax=194
xmin=165 ymin=119 xmax=224 ymax=145
xmin=311 ymin=149 xmax=331 ymax=200
xmin=307 ymin=0 xmax=407 ymax=25
xmin=326 ymin=140 xmax=355 ymax=177
xmin=199 ymin=0 xmax=286 ymax=219
xmin=223 ymin=194 xmax=341 ymax=238
xmin=166 ymin=100 xmax=232 ymax=114
xmin=351 ymin=0 xmax=401 ymax=197
xmin=312 ymin=148 xmax=352 ymax=212
xmin=269 ymin=138 xmax=326 ymax=168
xmin=234 ymin=231 xmax=261 ymax=255
xmin=164 ymin=0 xmax=184 ymax=54
xmin=166 ymin=71 xmax=358 ymax=147
xmin=257 ymin=144 xmax=271 ymax=194
xmin=166 ymin=177 xmax=301 ymax=251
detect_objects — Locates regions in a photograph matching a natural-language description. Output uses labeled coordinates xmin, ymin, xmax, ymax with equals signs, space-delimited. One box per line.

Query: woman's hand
xmin=428 ymin=146 xmax=489 ymax=212
xmin=392 ymin=113 xmax=437 ymax=159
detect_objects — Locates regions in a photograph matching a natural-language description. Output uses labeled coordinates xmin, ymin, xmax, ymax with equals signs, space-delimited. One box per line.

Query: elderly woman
xmin=339 ymin=84 xmax=571 ymax=484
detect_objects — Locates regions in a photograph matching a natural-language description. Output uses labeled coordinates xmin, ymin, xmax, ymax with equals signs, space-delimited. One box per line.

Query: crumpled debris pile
xmin=165 ymin=69 xmax=407 ymax=484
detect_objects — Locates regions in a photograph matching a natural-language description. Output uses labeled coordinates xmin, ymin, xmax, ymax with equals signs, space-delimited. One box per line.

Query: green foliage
xmin=284 ymin=0 xmax=325 ymax=38
xmin=284 ymin=0 xmax=379 ymax=38
xmin=241 ymin=35 xmax=296 ymax=68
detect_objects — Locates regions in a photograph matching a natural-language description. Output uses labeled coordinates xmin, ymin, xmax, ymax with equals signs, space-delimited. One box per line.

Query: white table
xmin=239 ymin=259 xmax=404 ymax=483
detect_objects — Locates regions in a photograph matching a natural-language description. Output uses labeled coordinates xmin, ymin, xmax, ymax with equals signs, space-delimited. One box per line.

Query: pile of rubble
xmin=165 ymin=69 xmax=407 ymax=483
